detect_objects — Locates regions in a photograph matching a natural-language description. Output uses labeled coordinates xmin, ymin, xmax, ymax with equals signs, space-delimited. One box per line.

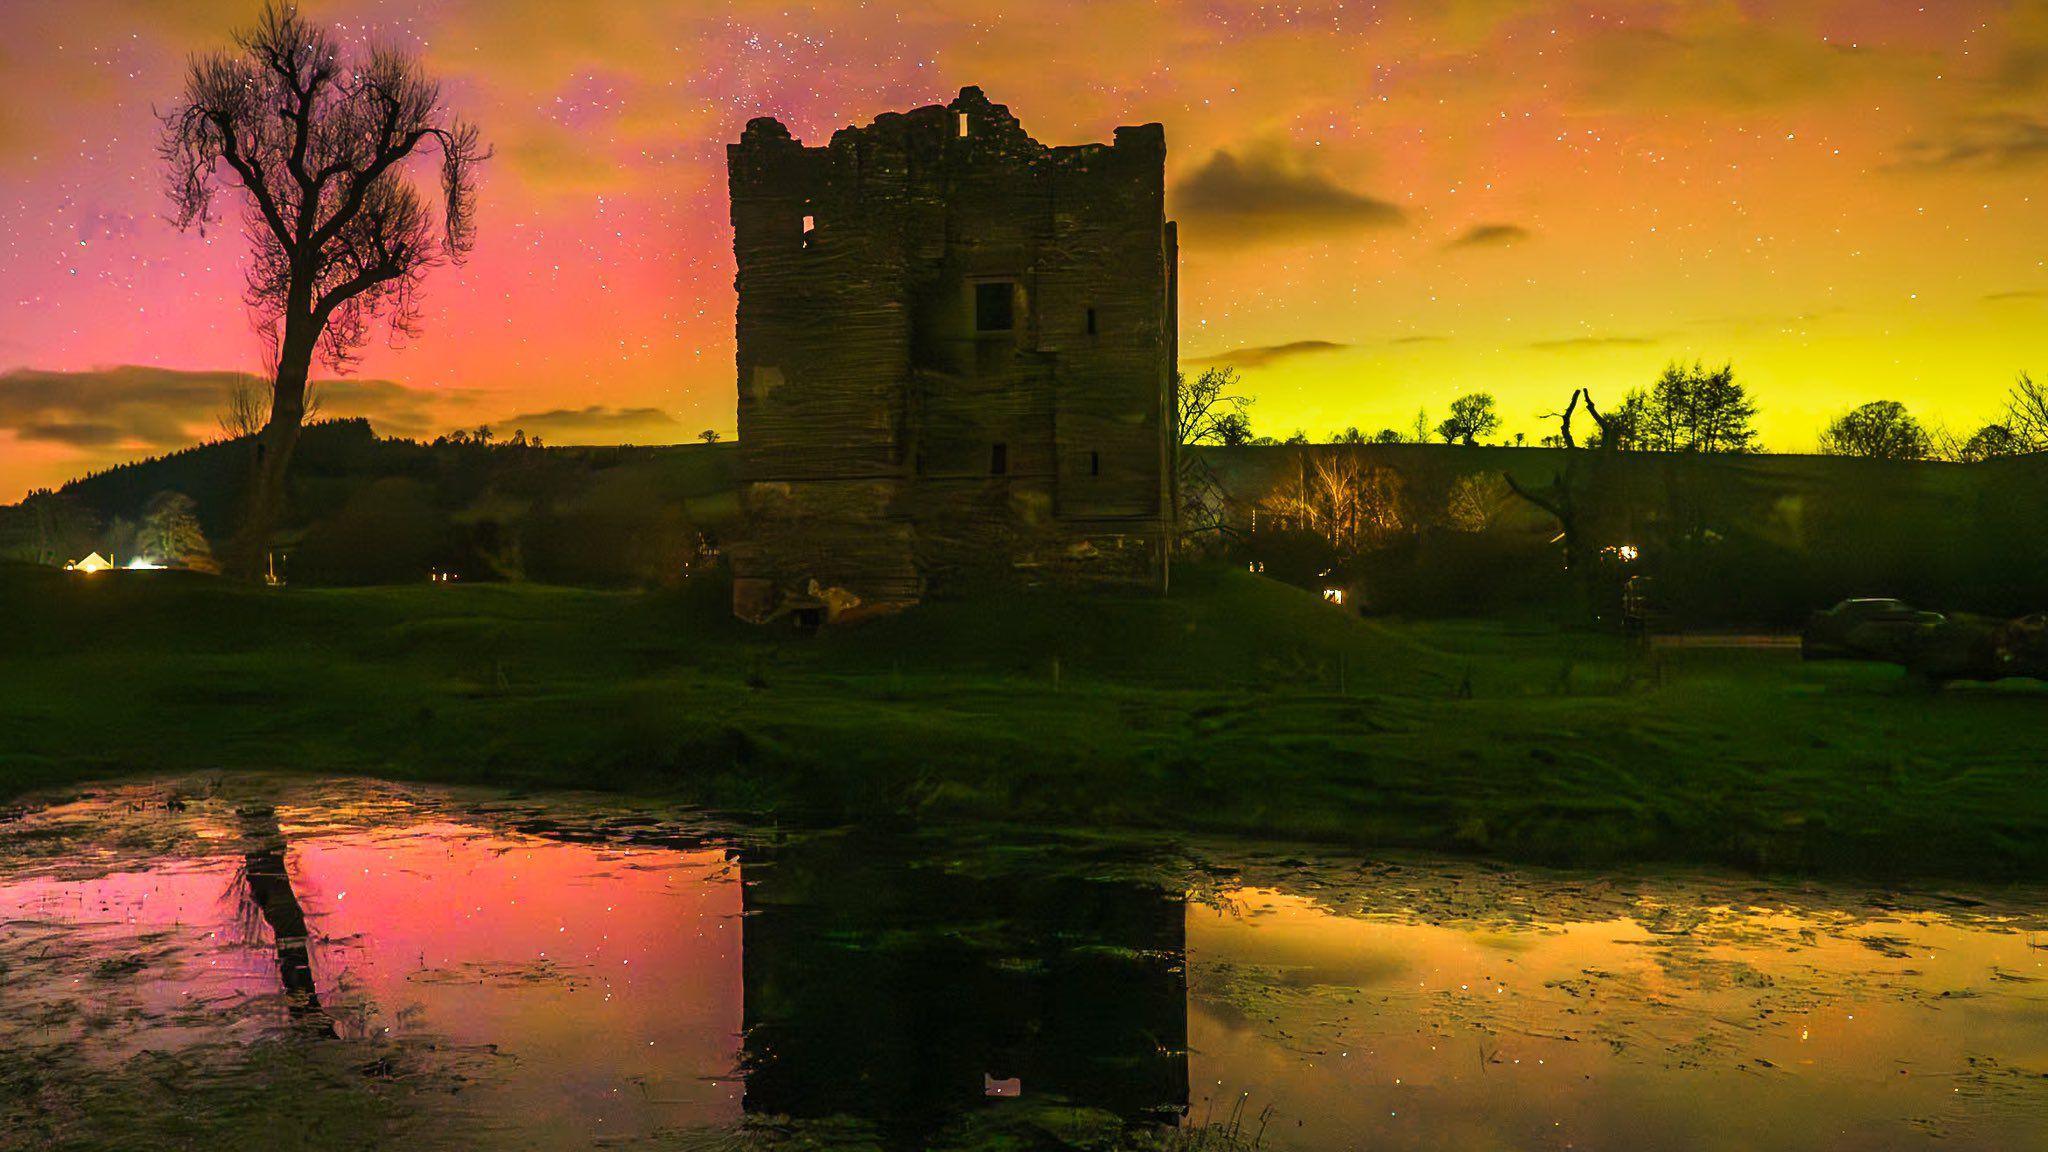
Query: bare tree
xmin=218 ymin=374 xmax=270 ymax=440
xmin=1174 ymin=367 xmax=1256 ymax=546
xmin=1261 ymin=453 xmax=1406 ymax=552
xmin=161 ymin=3 xmax=486 ymax=574
xmin=2005 ymin=372 xmax=2048 ymax=451
xmin=1501 ymin=388 xmax=1624 ymax=572
xmin=1176 ymin=367 xmax=1255 ymax=447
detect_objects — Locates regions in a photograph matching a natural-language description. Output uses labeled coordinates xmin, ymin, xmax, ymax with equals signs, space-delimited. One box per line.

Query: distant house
xmin=725 ymin=87 xmax=1178 ymax=623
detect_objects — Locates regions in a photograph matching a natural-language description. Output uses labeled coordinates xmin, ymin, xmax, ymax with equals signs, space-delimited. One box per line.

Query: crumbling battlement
xmin=728 ymin=87 xmax=1177 ymax=623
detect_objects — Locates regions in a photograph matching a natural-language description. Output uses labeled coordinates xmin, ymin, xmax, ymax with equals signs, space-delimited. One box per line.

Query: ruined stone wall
xmin=728 ymin=88 xmax=1174 ymax=620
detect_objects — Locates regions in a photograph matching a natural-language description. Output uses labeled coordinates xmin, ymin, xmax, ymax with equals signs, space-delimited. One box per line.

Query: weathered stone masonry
xmin=727 ymin=87 xmax=1177 ymax=621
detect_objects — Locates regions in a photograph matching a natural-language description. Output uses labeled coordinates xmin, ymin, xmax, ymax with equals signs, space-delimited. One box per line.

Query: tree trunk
xmin=225 ymin=329 xmax=314 ymax=580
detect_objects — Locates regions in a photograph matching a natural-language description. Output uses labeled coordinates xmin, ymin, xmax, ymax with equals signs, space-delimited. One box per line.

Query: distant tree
xmin=1283 ymin=429 xmax=1311 ymax=446
xmin=1214 ymin=412 xmax=1256 ymax=446
xmin=1261 ymin=453 xmax=1407 ymax=553
xmin=1334 ymin=426 xmax=1368 ymax=445
xmin=1373 ymin=428 xmax=1404 ymax=444
xmin=160 ymin=3 xmax=487 ymax=575
xmin=1173 ymin=367 xmax=1256 ymax=545
xmin=2004 ymin=371 xmax=2048 ymax=451
xmin=1585 ymin=388 xmax=1648 ymax=450
xmin=474 ymin=426 xmax=494 ymax=445
xmin=1442 ymin=473 xmax=1509 ymax=532
xmin=139 ymin=491 xmax=216 ymax=570
xmin=1640 ymin=362 xmax=1757 ymax=453
xmin=1816 ymin=400 xmax=1930 ymax=460
xmin=1954 ymin=422 xmax=2026 ymax=461
xmin=218 ymin=375 xmax=269 ymax=440
xmin=1435 ymin=393 xmax=1501 ymax=446
xmin=1176 ymin=367 xmax=1254 ymax=447
xmin=699 ymin=429 xmax=722 ymax=444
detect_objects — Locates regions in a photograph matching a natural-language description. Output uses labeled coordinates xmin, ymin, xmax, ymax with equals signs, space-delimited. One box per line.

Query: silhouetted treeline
xmin=1198 ymin=443 xmax=2048 ymax=626
xmin=6 ymin=419 xmax=738 ymax=587
xmin=13 ymin=426 xmax=2045 ymax=623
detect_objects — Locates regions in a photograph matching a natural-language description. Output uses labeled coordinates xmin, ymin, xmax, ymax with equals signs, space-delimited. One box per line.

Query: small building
xmin=726 ymin=87 xmax=1178 ymax=622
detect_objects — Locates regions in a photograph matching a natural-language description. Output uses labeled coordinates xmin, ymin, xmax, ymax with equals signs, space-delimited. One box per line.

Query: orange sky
xmin=3 ymin=0 xmax=2046 ymax=499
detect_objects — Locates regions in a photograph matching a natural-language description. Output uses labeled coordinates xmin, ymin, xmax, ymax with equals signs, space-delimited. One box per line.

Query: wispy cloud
xmin=1188 ymin=339 xmax=1350 ymax=370
xmin=1528 ymin=334 xmax=1664 ymax=352
xmin=1893 ymin=114 xmax=2048 ymax=170
xmin=1982 ymin=288 xmax=2047 ymax=303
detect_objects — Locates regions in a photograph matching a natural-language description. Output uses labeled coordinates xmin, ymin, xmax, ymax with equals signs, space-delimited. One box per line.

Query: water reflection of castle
xmin=738 ymin=831 xmax=1191 ymax=1142
xmin=237 ymin=811 xmax=1188 ymax=1143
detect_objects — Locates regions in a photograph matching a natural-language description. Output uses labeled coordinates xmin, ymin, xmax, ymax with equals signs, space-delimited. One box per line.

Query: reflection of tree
xmin=237 ymin=805 xmax=337 ymax=1036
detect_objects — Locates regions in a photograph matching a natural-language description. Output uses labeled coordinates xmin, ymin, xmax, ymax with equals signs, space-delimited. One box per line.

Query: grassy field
xmin=0 ymin=562 xmax=2042 ymax=881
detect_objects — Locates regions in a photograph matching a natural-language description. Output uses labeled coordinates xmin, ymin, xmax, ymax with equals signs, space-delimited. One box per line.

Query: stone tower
xmin=727 ymin=87 xmax=1176 ymax=623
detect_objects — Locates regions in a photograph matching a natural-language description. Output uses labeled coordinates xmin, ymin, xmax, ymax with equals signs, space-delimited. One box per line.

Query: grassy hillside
xmin=2 ymin=561 xmax=2041 ymax=880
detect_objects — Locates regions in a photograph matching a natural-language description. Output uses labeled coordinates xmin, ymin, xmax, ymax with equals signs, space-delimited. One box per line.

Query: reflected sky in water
xmin=0 ymin=777 xmax=2042 ymax=1150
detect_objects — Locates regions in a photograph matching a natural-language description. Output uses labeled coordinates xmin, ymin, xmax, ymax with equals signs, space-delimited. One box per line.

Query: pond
xmin=1 ymin=776 xmax=2043 ymax=1150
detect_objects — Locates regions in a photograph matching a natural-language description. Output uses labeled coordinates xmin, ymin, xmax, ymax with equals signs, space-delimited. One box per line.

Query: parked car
xmin=1910 ymin=613 xmax=2048 ymax=683
xmin=1800 ymin=598 xmax=1946 ymax=662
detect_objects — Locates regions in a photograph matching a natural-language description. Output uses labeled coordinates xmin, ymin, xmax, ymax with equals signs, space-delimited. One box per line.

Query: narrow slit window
xmin=801 ymin=214 xmax=815 ymax=246
xmin=1088 ymin=450 xmax=1100 ymax=476
xmin=975 ymin=281 xmax=1015 ymax=332
xmin=990 ymin=443 xmax=1008 ymax=476
xmin=957 ymin=111 xmax=971 ymax=137
xmin=1085 ymin=307 xmax=1097 ymax=335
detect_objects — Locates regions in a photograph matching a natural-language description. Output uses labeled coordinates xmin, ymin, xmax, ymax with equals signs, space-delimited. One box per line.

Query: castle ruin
xmin=726 ymin=87 xmax=1177 ymax=622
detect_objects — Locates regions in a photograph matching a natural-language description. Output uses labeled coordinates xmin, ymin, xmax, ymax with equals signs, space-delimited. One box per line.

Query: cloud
xmin=494 ymin=405 xmax=688 ymax=444
xmin=1894 ymin=114 xmax=2048 ymax=169
xmin=1448 ymin=223 xmax=1531 ymax=249
xmin=1189 ymin=340 xmax=1350 ymax=370
xmin=1983 ymin=288 xmax=2047 ymax=303
xmin=1528 ymin=334 xmax=1663 ymax=352
xmin=1171 ymin=148 xmax=1405 ymax=245
xmin=0 ymin=365 xmax=453 ymax=455
xmin=1389 ymin=335 xmax=1447 ymax=345
xmin=16 ymin=422 xmax=127 ymax=448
